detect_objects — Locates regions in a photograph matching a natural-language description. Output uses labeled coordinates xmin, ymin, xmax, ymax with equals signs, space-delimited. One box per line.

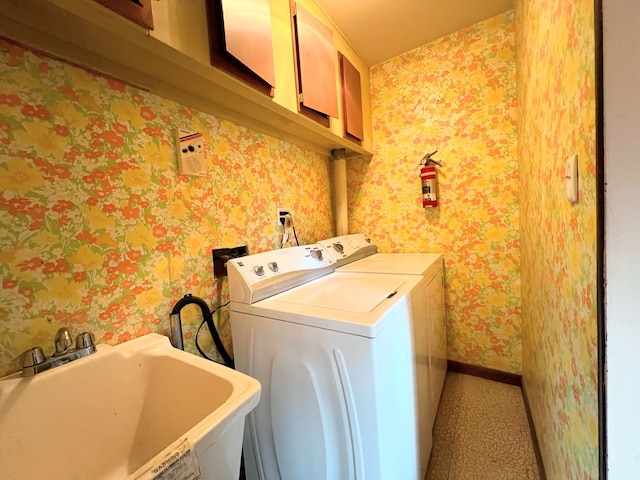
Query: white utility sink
xmin=0 ymin=333 xmax=261 ymax=479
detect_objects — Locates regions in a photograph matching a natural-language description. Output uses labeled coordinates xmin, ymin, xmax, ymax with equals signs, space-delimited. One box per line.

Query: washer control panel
xmin=317 ymin=234 xmax=377 ymax=267
xmin=228 ymin=245 xmax=335 ymax=304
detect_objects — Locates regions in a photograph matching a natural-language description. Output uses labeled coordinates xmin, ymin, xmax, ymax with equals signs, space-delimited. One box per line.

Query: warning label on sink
xmin=133 ymin=438 xmax=201 ymax=480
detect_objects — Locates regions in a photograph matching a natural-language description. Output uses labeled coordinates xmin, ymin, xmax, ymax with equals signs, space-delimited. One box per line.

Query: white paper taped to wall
xmin=177 ymin=128 xmax=206 ymax=177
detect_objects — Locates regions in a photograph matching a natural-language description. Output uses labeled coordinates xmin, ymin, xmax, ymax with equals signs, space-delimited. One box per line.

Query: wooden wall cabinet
xmin=0 ymin=0 xmax=372 ymax=157
xmin=339 ymin=52 xmax=364 ymax=144
xmin=291 ymin=2 xmax=339 ymax=127
xmin=93 ymin=0 xmax=154 ymax=29
xmin=206 ymin=0 xmax=276 ymax=97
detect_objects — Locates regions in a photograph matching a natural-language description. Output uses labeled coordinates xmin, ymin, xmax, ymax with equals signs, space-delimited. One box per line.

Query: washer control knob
xmin=333 ymin=243 xmax=344 ymax=253
xmin=268 ymin=262 xmax=279 ymax=272
xmin=253 ymin=265 xmax=265 ymax=276
xmin=310 ymin=249 xmax=323 ymax=260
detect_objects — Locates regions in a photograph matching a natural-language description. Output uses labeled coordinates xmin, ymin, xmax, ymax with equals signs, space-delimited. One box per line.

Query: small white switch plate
xmin=177 ymin=128 xmax=206 ymax=176
xmin=565 ymin=154 xmax=578 ymax=203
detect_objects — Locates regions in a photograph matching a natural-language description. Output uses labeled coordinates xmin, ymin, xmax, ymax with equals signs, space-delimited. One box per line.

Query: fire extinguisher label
xmin=420 ymin=166 xmax=438 ymax=208
xmin=419 ymin=150 xmax=442 ymax=208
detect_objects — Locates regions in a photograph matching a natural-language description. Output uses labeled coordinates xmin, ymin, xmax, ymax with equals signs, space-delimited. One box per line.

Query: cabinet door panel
xmin=339 ymin=53 xmax=364 ymax=143
xmin=94 ymin=0 xmax=153 ymax=29
xmin=206 ymin=0 xmax=275 ymax=96
xmin=294 ymin=4 xmax=338 ymax=118
xmin=221 ymin=0 xmax=275 ymax=87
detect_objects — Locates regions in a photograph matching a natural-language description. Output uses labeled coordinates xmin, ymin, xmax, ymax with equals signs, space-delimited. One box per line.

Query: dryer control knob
xmin=268 ymin=262 xmax=279 ymax=272
xmin=253 ymin=265 xmax=265 ymax=276
xmin=333 ymin=243 xmax=344 ymax=253
xmin=310 ymin=249 xmax=323 ymax=260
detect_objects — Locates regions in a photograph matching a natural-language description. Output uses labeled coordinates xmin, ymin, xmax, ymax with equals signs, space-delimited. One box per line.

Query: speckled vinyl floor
xmin=426 ymin=372 xmax=541 ymax=480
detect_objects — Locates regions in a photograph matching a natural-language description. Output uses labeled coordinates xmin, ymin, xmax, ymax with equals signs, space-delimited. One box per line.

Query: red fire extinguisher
xmin=420 ymin=150 xmax=442 ymax=208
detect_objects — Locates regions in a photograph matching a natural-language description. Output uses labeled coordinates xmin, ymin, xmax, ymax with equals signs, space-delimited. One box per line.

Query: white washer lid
xmin=275 ymin=275 xmax=405 ymax=313
xmin=230 ymin=272 xmax=424 ymax=337
xmin=339 ymin=253 xmax=442 ymax=276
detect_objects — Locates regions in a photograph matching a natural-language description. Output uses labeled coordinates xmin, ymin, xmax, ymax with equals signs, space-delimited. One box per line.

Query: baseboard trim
xmin=521 ymin=381 xmax=548 ymax=480
xmin=447 ymin=360 xmax=522 ymax=386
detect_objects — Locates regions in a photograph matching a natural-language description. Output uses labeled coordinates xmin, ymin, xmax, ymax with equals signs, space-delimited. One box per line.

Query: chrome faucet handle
xmin=53 ymin=327 xmax=73 ymax=356
xmin=20 ymin=347 xmax=46 ymax=368
xmin=18 ymin=330 xmax=97 ymax=377
xmin=75 ymin=332 xmax=95 ymax=350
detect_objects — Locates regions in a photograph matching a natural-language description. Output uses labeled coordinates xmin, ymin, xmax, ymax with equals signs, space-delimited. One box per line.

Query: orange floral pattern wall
xmin=0 ymin=40 xmax=333 ymax=375
xmin=516 ymin=0 xmax=598 ymax=476
xmin=348 ymin=12 xmax=521 ymax=373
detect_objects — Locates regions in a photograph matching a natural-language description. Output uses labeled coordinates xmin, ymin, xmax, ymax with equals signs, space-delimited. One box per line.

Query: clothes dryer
xmin=228 ymin=244 xmax=427 ymax=480
xmin=318 ymin=234 xmax=447 ymax=478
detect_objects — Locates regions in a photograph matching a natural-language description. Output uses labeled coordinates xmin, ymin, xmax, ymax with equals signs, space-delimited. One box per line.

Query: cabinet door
xmin=339 ymin=52 xmax=364 ymax=144
xmin=94 ymin=0 xmax=153 ymax=29
xmin=206 ymin=0 xmax=275 ymax=96
xmin=221 ymin=0 xmax=275 ymax=87
xmin=292 ymin=3 xmax=339 ymax=125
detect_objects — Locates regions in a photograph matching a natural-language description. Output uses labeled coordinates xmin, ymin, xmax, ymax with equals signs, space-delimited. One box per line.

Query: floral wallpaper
xmin=348 ymin=12 xmax=521 ymax=373
xmin=0 ymin=39 xmax=334 ymax=376
xmin=516 ymin=0 xmax=598 ymax=477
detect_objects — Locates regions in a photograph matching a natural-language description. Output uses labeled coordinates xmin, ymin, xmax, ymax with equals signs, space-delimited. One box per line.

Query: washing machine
xmin=318 ymin=234 xmax=447 ymax=478
xmin=227 ymin=244 xmax=428 ymax=480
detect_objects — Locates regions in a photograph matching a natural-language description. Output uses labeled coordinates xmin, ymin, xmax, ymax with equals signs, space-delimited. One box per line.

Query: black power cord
xmin=195 ymin=300 xmax=234 ymax=368
xmin=292 ymin=223 xmax=299 ymax=246
xmin=279 ymin=212 xmax=300 ymax=247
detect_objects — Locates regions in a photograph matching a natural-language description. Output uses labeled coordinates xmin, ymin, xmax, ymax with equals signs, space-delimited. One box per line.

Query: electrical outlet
xmin=276 ymin=208 xmax=289 ymax=227
xmin=212 ymin=245 xmax=249 ymax=277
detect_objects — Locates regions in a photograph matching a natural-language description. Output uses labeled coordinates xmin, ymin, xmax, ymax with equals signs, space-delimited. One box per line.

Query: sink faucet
xmin=19 ymin=327 xmax=96 ymax=377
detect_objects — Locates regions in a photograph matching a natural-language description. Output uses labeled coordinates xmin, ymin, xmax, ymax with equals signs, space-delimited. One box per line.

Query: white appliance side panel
xmin=231 ymin=310 xmax=420 ymax=480
xmin=407 ymin=275 xmax=433 ymax=479
xmin=427 ymin=268 xmax=448 ymax=414
xmin=369 ymin=300 xmax=421 ymax=480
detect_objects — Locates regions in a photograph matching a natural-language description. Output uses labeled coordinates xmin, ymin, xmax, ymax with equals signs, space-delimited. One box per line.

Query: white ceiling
xmin=315 ymin=0 xmax=515 ymax=66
